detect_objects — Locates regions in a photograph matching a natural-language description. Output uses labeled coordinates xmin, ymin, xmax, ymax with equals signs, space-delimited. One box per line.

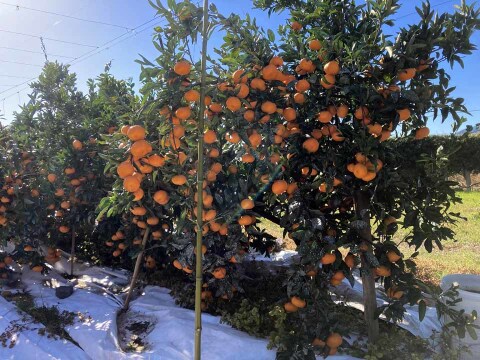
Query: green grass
xmin=258 ymin=191 xmax=480 ymax=285
xmin=397 ymin=191 xmax=480 ymax=285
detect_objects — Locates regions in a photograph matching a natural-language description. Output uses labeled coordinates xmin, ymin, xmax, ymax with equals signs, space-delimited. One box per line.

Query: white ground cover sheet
xmin=0 ymin=251 xmax=439 ymax=359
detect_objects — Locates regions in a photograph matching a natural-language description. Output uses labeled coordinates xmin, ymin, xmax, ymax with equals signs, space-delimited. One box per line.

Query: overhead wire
xmin=0 ymin=1 xmax=133 ymax=30
xmin=0 ymin=16 xmax=162 ymax=100
xmin=0 ymin=46 xmax=75 ymax=59
xmin=0 ymin=59 xmax=43 ymax=67
xmin=394 ymin=0 xmax=455 ymax=21
xmin=0 ymin=28 xmax=98 ymax=48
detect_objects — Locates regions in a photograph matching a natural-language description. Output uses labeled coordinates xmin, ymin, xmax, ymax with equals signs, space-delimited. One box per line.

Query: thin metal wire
xmin=0 ymin=1 xmax=133 ymax=30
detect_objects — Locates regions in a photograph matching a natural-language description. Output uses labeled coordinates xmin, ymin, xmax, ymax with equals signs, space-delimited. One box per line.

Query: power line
xmin=0 ymin=46 xmax=75 ymax=59
xmin=395 ymin=0 xmax=455 ymax=21
xmin=0 ymin=16 xmax=162 ymax=100
xmin=0 ymin=1 xmax=133 ymax=30
xmin=0 ymin=60 xmax=43 ymax=67
xmin=0 ymin=28 xmax=98 ymax=48
xmin=0 ymin=75 xmax=32 ymax=79
xmin=69 ymin=17 xmax=161 ymax=66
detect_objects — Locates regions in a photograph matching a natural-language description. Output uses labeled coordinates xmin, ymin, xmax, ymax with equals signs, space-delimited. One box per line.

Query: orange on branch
xmin=127 ymin=125 xmax=146 ymax=141
xmin=174 ymin=60 xmax=191 ymax=76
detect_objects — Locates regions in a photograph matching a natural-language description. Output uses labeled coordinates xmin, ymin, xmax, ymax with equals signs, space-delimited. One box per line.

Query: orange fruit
xmin=240 ymin=198 xmax=255 ymax=210
xmin=354 ymin=106 xmax=369 ymax=119
xmin=261 ymin=101 xmax=277 ymax=114
xmin=261 ymin=64 xmax=281 ymax=81
xmin=184 ymin=89 xmax=200 ymax=102
xmin=127 ymin=125 xmax=146 ymax=141
xmin=353 ymin=163 xmax=368 ymax=179
xmin=321 ymin=253 xmax=336 ymax=265
xmin=243 ymin=110 xmax=255 ymax=122
xmin=317 ymin=110 xmax=333 ymax=123
xmin=32 ymin=265 xmax=43 ymax=272
xmin=117 ymin=161 xmax=135 ymax=178
xmin=312 ymin=338 xmax=326 ymax=347
xmin=344 ymin=254 xmax=355 ymax=268
xmin=121 ymin=125 xmax=130 ymax=135
xmin=226 ymin=96 xmax=242 ymax=112
xmin=147 ymin=216 xmax=160 ymax=226
xmin=270 ymin=56 xmax=284 ymax=67
xmin=397 ymin=68 xmax=416 ymax=81
xmin=72 ymin=139 xmax=83 ymax=150
xmin=302 ymin=138 xmax=319 ymax=153
xmin=171 ymin=175 xmax=187 ymax=186
xmin=60 ymin=201 xmax=70 ymax=209
xmin=387 ymin=250 xmax=401 ymax=263
xmin=320 ymin=74 xmax=336 ymax=89
xmin=291 ymin=296 xmax=306 ymax=308
xmin=287 ymin=182 xmax=298 ymax=194
xmin=212 ymin=267 xmax=226 ymax=279
xmin=337 ymin=104 xmax=348 ymax=118
xmin=153 ymin=190 xmax=169 ymax=205
xmin=291 ymin=21 xmax=302 ymax=31
xmin=248 ymin=131 xmax=262 ymax=149
xmin=131 ymin=206 xmax=147 ymax=216
xmin=174 ymin=60 xmax=191 ymax=76
xmin=250 ymin=78 xmax=266 ymax=91
xmin=309 ymin=39 xmax=322 ymax=50
xmin=173 ymin=260 xmax=183 ymax=270
xmin=283 ymin=107 xmax=296 ymax=122
xmin=59 ymin=226 xmax=70 ymax=234
xmin=225 ymin=132 xmax=241 ymax=144
xmin=326 ymin=333 xmax=343 ymax=348
xmin=146 ymin=154 xmax=165 ymax=167
xmin=235 ymin=83 xmax=249 ymax=98
xmin=272 ymin=180 xmax=288 ymax=194
xmin=47 ymin=173 xmax=57 ymax=183
xmin=284 ymin=302 xmax=299 ymax=312
xmin=295 ymin=79 xmax=310 ymax=92
xmin=123 ymin=175 xmax=141 ymax=192
xmin=238 ymin=215 xmax=254 ymax=226
xmin=294 ymin=93 xmax=305 ymax=104
xmin=375 ymin=265 xmax=391 ymax=277
xmin=324 ymin=60 xmax=340 ymax=75
xmin=211 ymin=162 xmax=222 ymax=173
xmin=173 ymin=125 xmax=185 ymax=138
xmin=130 ymin=140 xmax=152 ymax=158
xmin=204 ymin=130 xmax=217 ymax=144
xmin=64 ymin=167 xmax=75 ymax=175
xmin=232 ymin=69 xmax=248 ymax=84
xmin=415 ymin=127 xmax=430 ymax=140
xmin=175 ymin=106 xmax=192 ymax=120
xmin=242 ymin=153 xmax=255 ymax=163
xmin=397 ymin=108 xmax=411 ymax=121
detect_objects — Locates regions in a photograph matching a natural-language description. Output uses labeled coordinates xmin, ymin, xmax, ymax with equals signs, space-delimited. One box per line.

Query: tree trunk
xmin=463 ymin=168 xmax=472 ymax=192
xmin=354 ymin=190 xmax=379 ymax=343
xmin=70 ymin=225 xmax=76 ymax=276
xmin=194 ymin=3 xmax=209 ymax=359
xmin=123 ymin=227 xmax=150 ymax=311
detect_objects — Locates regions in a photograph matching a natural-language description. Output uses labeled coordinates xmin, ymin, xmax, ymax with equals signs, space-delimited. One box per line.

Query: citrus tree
xmin=98 ymin=0 xmax=479 ymax=357
xmin=3 ymin=62 xmax=138 ymax=270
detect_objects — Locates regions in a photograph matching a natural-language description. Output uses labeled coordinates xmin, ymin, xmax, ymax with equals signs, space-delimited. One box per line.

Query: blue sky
xmin=0 ymin=0 xmax=479 ymax=134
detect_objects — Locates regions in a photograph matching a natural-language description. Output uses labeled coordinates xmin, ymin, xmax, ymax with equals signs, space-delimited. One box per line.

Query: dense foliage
xmin=1 ymin=0 xmax=479 ymax=358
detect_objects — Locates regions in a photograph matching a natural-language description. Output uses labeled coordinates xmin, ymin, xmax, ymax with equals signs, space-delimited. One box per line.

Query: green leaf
xmin=418 ymin=299 xmax=426 ymax=321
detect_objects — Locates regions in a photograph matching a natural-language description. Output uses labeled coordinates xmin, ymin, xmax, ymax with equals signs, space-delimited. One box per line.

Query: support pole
xmin=123 ymin=227 xmax=150 ymax=311
xmin=194 ymin=2 xmax=209 ymax=359
xmin=354 ymin=190 xmax=380 ymax=343
xmin=70 ymin=224 xmax=76 ymax=276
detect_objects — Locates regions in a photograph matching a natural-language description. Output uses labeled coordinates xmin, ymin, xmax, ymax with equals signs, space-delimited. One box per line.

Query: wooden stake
xmin=194 ymin=1 xmax=209 ymax=359
xmin=70 ymin=224 xmax=76 ymax=276
xmin=354 ymin=190 xmax=380 ymax=343
xmin=123 ymin=227 xmax=150 ymax=311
